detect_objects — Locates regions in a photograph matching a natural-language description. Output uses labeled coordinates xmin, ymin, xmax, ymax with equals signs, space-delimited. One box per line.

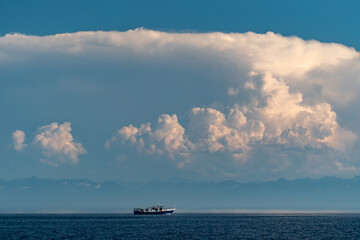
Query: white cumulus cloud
xmin=12 ymin=130 xmax=27 ymax=151
xmin=188 ymin=107 xmax=264 ymax=161
xmin=33 ymin=122 xmax=86 ymax=164
xmin=251 ymin=72 xmax=357 ymax=150
xmin=108 ymin=114 xmax=191 ymax=161
xmin=109 ymin=71 xmax=356 ymax=167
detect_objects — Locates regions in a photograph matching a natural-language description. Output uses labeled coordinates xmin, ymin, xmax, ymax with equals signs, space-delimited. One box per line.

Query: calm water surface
xmin=1 ymin=213 xmax=360 ymax=239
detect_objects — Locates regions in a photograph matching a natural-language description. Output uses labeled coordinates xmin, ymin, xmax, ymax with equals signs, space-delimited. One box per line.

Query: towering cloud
xmin=3 ymin=29 xmax=360 ymax=176
xmin=111 ymin=72 xmax=356 ymax=166
xmin=251 ymin=72 xmax=357 ymax=150
xmin=95 ymin=29 xmax=358 ymax=171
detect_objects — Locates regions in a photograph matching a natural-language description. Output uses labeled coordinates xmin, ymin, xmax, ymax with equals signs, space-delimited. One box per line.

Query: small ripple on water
xmin=0 ymin=213 xmax=360 ymax=239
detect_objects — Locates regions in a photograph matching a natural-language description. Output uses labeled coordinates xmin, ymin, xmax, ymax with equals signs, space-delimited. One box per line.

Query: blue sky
xmin=2 ymin=0 xmax=360 ymax=49
xmin=2 ymin=1 xmax=360 ymax=182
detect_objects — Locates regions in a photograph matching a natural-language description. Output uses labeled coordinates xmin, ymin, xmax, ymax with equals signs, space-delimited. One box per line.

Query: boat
xmin=133 ymin=204 xmax=175 ymax=215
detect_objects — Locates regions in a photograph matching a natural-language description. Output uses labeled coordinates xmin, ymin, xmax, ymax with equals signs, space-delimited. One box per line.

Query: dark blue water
xmin=1 ymin=213 xmax=360 ymax=239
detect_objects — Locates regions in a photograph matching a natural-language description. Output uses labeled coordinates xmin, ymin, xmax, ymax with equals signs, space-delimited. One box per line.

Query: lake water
xmin=1 ymin=213 xmax=360 ymax=239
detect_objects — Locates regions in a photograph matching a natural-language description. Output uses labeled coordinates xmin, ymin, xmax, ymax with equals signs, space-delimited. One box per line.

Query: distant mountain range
xmin=1 ymin=176 xmax=360 ymax=213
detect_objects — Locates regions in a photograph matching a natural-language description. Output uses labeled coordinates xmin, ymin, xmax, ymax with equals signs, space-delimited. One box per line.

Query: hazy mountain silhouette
xmin=1 ymin=176 xmax=360 ymax=213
